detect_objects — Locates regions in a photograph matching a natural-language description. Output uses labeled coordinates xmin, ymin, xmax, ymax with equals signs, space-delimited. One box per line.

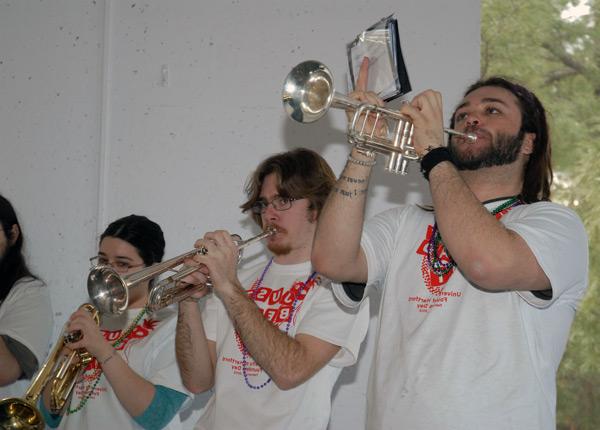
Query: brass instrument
xmin=0 ymin=304 xmax=100 ymax=429
xmin=282 ymin=60 xmax=476 ymax=175
xmin=88 ymin=227 xmax=277 ymax=315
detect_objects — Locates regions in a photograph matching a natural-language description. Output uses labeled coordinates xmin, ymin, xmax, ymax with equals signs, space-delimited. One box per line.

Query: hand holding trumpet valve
xmin=282 ymin=58 xmax=475 ymax=175
xmin=190 ymin=230 xmax=245 ymax=301
xmin=65 ymin=306 xmax=112 ymax=362
xmin=347 ymin=57 xmax=389 ymax=155
xmin=143 ymin=228 xmax=275 ymax=312
xmin=397 ymin=89 xmax=446 ymax=158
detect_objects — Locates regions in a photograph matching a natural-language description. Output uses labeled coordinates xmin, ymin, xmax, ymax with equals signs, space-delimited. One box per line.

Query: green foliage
xmin=482 ymin=0 xmax=600 ymax=427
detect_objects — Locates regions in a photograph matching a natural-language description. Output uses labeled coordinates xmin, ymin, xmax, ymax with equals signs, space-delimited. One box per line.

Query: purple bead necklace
xmin=241 ymin=257 xmax=317 ymax=390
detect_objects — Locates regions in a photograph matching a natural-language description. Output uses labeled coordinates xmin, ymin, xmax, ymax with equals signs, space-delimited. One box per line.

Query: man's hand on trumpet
xmin=172 ymin=260 xmax=210 ymax=304
xmin=190 ymin=230 xmax=243 ymax=301
xmin=349 ymin=56 xmax=447 ymax=158
xmin=347 ymin=57 xmax=388 ymax=142
xmin=398 ymin=90 xmax=446 ymax=157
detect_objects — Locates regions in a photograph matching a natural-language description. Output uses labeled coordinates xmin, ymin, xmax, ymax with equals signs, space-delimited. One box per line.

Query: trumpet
xmin=282 ymin=60 xmax=476 ymax=175
xmin=0 ymin=304 xmax=100 ymax=429
xmin=88 ymin=227 xmax=277 ymax=315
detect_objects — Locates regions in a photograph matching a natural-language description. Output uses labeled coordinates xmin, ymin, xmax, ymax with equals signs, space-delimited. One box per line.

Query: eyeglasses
xmin=89 ymin=256 xmax=145 ymax=274
xmin=251 ymin=196 xmax=297 ymax=214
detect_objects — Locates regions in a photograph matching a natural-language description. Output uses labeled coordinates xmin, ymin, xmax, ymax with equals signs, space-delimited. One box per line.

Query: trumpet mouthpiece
xmin=443 ymin=128 xmax=477 ymax=142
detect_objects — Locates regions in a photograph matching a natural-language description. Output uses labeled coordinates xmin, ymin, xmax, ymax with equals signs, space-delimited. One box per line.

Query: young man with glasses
xmin=175 ymin=148 xmax=369 ymax=430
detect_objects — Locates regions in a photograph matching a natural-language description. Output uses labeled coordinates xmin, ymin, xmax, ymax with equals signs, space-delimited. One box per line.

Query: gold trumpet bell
xmin=0 ymin=304 xmax=100 ymax=430
xmin=0 ymin=398 xmax=44 ymax=430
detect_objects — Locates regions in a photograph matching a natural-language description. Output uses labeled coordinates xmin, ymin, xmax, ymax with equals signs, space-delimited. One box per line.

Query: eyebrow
xmin=455 ymin=97 xmax=510 ymax=111
xmin=97 ymin=252 xmax=134 ymax=262
xmin=257 ymin=193 xmax=282 ymax=201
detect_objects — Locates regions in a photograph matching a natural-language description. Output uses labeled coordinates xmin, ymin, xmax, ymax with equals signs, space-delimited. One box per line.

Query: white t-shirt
xmin=57 ymin=306 xmax=189 ymax=430
xmin=0 ymin=277 xmax=53 ymax=400
xmin=196 ymin=260 xmax=369 ymax=430
xmin=333 ymin=200 xmax=588 ymax=430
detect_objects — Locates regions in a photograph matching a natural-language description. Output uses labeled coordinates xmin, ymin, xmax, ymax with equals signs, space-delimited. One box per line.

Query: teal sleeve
xmin=133 ymin=385 xmax=188 ymax=430
xmin=37 ymin=398 xmax=62 ymax=428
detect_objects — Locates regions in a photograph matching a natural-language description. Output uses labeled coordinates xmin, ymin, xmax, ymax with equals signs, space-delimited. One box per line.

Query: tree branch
xmin=544 ymin=69 xmax=579 ymax=85
xmin=541 ymin=41 xmax=586 ymax=75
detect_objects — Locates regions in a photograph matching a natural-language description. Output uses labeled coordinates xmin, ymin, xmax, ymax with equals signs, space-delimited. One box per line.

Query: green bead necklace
xmin=427 ymin=197 xmax=522 ymax=276
xmin=66 ymin=307 xmax=148 ymax=415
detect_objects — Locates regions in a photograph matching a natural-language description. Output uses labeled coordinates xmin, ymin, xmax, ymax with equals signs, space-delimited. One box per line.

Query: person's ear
xmin=521 ymin=132 xmax=536 ymax=155
xmin=9 ymin=224 xmax=20 ymax=245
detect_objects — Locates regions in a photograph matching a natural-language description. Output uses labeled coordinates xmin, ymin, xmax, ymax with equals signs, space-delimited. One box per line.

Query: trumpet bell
xmin=282 ymin=60 xmax=335 ymax=123
xmin=0 ymin=304 xmax=99 ymax=430
xmin=87 ymin=266 xmax=129 ymax=315
xmin=0 ymin=398 xmax=44 ymax=430
xmin=282 ymin=60 xmax=419 ymax=174
xmin=147 ymin=281 xmax=169 ymax=313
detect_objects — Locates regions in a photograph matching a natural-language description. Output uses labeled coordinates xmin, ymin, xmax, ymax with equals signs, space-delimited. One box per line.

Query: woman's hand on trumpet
xmin=66 ymin=308 xmax=112 ymax=360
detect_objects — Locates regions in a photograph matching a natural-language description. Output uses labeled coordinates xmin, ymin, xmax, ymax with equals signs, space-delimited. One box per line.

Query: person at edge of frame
xmin=311 ymin=58 xmax=589 ymax=430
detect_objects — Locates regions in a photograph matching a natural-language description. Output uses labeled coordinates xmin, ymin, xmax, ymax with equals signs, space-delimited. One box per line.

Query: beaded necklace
xmin=426 ymin=197 xmax=522 ymax=276
xmin=67 ymin=306 xmax=148 ymax=414
xmin=241 ymin=258 xmax=317 ymax=390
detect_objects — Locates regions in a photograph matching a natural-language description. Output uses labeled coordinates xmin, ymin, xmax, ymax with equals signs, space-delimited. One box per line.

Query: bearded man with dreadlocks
xmin=313 ymin=59 xmax=588 ymax=430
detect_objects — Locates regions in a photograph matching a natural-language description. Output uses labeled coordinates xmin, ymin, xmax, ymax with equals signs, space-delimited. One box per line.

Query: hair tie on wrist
xmin=420 ymin=147 xmax=453 ymax=180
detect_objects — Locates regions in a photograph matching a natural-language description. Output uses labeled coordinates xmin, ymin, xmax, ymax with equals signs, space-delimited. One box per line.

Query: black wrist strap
xmin=420 ymin=147 xmax=453 ymax=180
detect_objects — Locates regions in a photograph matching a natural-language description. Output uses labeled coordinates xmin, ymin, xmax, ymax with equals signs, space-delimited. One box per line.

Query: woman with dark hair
xmin=41 ymin=214 xmax=189 ymax=430
xmin=0 ymin=194 xmax=53 ymax=399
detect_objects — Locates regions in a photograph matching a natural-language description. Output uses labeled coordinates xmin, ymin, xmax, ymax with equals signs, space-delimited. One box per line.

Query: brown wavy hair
xmin=241 ymin=148 xmax=336 ymax=226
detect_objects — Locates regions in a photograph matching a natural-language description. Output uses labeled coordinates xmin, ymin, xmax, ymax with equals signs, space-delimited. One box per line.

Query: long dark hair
xmin=450 ymin=77 xmax=552 ymax=203
xmin=240 ymin=148 xmax=336 ymax=226
xmin=0 ymin=195 xmax=35 ymax=302
xmin=100 ymin=215 xmax=165 ymax=267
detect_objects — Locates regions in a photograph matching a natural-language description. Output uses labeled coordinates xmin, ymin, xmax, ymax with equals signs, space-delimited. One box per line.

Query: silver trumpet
xmin=282 ymin=60 xmax=476 ymax=175
xmin=87 ymin=227 xmax=277 ymax=315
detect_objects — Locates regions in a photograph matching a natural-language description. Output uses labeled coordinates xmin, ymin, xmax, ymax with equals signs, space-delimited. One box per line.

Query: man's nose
xmin=466 ymin=116 xmax=480 ymax=127
xmin=263 ymin=204 xmax=279 ymax=221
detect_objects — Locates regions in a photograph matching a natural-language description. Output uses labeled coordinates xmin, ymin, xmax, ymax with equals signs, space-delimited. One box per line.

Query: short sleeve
xmin=294 ymin=282 xmax=369 ymax=367
xmin=505 ymin=202 xmax=589 ymax=308
xmin=0 ymin=278 xmax=53 ymax=367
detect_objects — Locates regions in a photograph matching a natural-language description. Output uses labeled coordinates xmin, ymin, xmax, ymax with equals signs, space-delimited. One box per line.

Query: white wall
xmin=0 ymin=0 xmax=480 ymax=428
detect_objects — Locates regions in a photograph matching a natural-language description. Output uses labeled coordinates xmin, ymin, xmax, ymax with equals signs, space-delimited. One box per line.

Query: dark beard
xmin=449 ymin=129 xmax=524 ymax=171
